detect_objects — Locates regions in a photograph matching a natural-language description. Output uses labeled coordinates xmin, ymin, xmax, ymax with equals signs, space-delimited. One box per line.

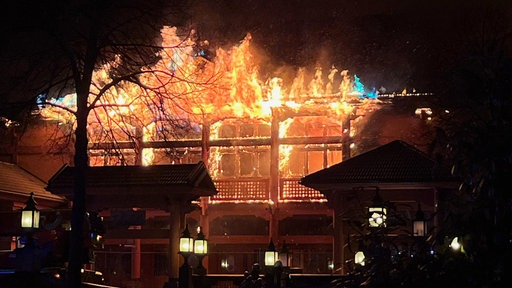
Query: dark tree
xmin=1 ymin=1 xmax=186 ymax=287
xmin=427 ymin=1 xmax=512 ymax=286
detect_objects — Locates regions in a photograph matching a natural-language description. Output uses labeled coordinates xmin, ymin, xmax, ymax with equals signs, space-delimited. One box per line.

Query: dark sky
xmin=186 ymin=0 xmax=512 ymax=92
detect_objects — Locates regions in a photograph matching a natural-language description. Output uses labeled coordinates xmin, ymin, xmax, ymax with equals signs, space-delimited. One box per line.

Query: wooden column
xmin=168 ymin=202 xmax=181 ymax=285
xmin=132 ymin=128 xmax=143 ymax=280
xmin=131 ymin=237 xmax=141 ymax=279
xmin=342 ymin=112 xmax=352 ymax=161
xmin=201 ymin=119 xmax=211 ymax=272
xmin=269 ymin=108 xmax=280 ymax=240
xmin=333 ymin=193 xmax=345 ymax=274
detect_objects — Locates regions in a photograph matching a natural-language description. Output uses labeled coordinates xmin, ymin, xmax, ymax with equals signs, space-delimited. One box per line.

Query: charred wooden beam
xmin=88 ymin=136 xmax=345 ymax=150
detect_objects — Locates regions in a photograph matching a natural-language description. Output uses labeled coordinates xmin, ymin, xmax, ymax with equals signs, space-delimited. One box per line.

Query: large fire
xmin=38 ymin=26 xmax=381 ymax=176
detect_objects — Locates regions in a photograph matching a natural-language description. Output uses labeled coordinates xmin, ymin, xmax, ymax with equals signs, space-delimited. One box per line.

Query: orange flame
xmin=39 ymin=26 xmax=381 ymax=171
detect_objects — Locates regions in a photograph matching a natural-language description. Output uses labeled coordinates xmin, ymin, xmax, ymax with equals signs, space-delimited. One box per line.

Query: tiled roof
xmin=0 ymin=161 xmax=64 ymax=202
xmin=301 ymin=140 xmax=455 ymax=187
xmin=47 ymin=161 xmax=218 ymax=194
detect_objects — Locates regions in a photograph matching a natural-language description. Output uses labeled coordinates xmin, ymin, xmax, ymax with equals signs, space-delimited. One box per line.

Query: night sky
xmin=186 ymin=0 xmax=512 ymax=92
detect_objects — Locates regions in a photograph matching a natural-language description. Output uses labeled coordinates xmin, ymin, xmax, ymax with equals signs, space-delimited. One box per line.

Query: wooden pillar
xmin=168 ymin=202 xmax=181 ymax=285
xmin=131 ymin=237 xmax=141 ymax=279
xmin=201 ymin=119 xmax=211 ymax=272
xmin=333 ymin=193 xmax=345 ymax=274
xmin=201 ymin=119 xmax=211 ymax=164
xmin=132 ymin=128 xmax=143 ymax=281
xmin=269 ymin=108 xmax=280 ymax=240
xmin=342 ymin=112 xmax=352 ymax=161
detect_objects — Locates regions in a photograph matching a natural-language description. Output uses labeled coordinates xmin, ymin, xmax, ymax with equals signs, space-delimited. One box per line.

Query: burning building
xmin=0 ymin=27 xmax=433 ymax=287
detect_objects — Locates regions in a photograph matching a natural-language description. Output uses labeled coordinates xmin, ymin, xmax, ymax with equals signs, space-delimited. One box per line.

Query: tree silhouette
xmin=1 ymin=1 xmax=188 ymax=287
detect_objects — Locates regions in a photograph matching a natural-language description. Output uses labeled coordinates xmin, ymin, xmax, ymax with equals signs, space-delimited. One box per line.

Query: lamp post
xmin=368 ymin=188 xmax=386 ymax=228
xmin=264 ymin=238 xmax=279 ymax=267
xmin=179 ymin=225 xmax=194 ymax=288
xmin=21 ymin=192 xmax=40 ymax=230
xmin=264 ymin=238 xmax=282 ymax=288
xmin=194 ymin=227 xmax=208 ymax=276
xmin=16 ymin=192 xmax=42 ymax=275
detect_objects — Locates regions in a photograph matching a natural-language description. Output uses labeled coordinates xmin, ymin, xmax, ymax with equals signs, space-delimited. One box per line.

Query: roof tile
xmin=301 ymin=140 xmax=454 ymax=185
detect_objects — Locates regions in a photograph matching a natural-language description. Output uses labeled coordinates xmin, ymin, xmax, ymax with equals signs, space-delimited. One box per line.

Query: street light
xmin=179 ymin=224 xmax=194 ymax=288
xmin=21 ymin=192 xmax=40 ymax=229
xmin=368 ymin=188 xmax=386 ymax=228
xmin=413 ymin=203 xmax=426 ymax=237
xmin=179 ymin=224 xmax=194 ymax=255
xmin=265 ymin=238 xmax=279 ymax=266
xmin=194 ymin=226 xmax=208 ymax=276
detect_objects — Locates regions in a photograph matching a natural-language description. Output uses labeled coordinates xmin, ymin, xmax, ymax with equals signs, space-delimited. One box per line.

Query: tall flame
xmin=38 ymin=26 xmax=380 ymax=172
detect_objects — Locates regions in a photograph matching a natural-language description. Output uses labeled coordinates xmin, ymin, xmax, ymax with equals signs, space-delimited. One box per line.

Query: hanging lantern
xmin=413 ymin=203 xmax=426 ymax=237
xmin=368 ymin=188 xmax=386 ymax=228
xmin=21 ymin=192 xmax=40 ymax=229
xmin=265 ymin=238 xmax=279 ymax=266
xmin=179 ymin=224 xmax=194 ymax=254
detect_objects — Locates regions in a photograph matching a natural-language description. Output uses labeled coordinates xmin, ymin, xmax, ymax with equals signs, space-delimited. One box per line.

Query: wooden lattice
xmin=212 ymin=179 xmax=269 ymax=201
xmin=280 ymin=178 xmax=326 ymax=201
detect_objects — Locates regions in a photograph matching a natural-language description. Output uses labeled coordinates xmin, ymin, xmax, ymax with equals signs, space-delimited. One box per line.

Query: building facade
xmin=0 ymin=92 xmax=435 ymax=287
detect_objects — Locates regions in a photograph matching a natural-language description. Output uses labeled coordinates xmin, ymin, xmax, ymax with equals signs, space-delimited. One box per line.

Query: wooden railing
xmin=280 ymin=178 xmax=326 ymax=202
xmin=211 ymin=178 xmax=326 ymax=203
xmin=211 ymin=179 xmax=270 ymax=202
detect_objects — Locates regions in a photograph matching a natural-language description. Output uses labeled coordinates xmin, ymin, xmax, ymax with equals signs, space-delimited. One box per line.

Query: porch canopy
xmin=46 ymin=161 xmax=218 ymax=282
xmin=46 ymin=161 xmax=218 ymax=211
xmin=300 ymin=140 xmax=458 ymax=274
xmin=0 ymin=161 xmax=65 ymax=207
xmin=0 ymin=161 xmax=66 ymax=236
xmin=300 ymin=140 xmax=456 ymax=199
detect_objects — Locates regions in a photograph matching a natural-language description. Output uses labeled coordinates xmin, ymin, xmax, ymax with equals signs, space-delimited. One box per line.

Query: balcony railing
xmin=210 ymin=178 xmax=326 ymax=203
xmin=280 ymin=178 xmax=326 ymax=202
xmin=211 ymin=179 xmax=270 ymax=202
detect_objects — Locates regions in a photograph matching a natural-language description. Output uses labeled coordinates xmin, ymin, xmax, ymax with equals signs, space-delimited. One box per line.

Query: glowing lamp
xmin=265 ymin=238 xmax=279 ymax=266
xmin=194 ymin=227 xmax=208 ymax=255
xmin=179 ymin=224 xmax=194 ymax=254
xmin=327 ymin=260 xmax=334 ymax=271
xmin=354 ymin=251 xmax=366 ymax=266
xmin=413 ymin=204 xmax=426 ymax=237
xmin=449 ymin=237 xmax=464 ymax=252
xmin=368 ymin=189 xmax=386 ymax=228
xmin=194 ymin=226 xmax=208 ymax=276
xmin=21 ymin=192 xmax=40 ymax=229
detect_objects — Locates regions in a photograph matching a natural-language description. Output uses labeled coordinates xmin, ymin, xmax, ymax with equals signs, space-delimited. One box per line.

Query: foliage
xmin=333 ymin=2 xmax=512 ymax=287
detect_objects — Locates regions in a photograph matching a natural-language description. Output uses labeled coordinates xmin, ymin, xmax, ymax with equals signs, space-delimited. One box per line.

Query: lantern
xmin=179 ymin=224 xmax=194 ymax=254
xmin=368 ymin=189 xmax=386 ymax=228
xmin=265 ymin=238 xmax=279 ymax=266
xmin=194 ymin=226 xmax=208 ymax=276
xmin=21 ymin=192 xmax=40 ymax=229
xmin=194 ymin=227 xmax=208 ymax=255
